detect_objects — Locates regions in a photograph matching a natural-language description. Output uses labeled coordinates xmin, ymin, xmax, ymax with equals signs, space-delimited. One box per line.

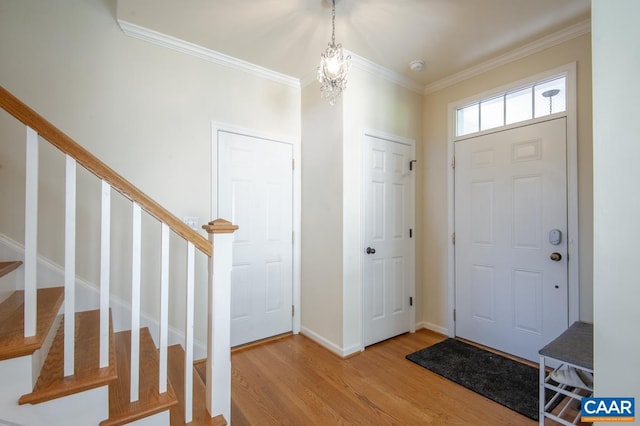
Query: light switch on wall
xmin=183 ymin=217 xmax=199 ymax=230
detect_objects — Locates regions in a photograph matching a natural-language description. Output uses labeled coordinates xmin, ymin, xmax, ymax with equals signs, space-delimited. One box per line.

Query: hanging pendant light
xmin=317 ymin=0 xmax=351 ymax=106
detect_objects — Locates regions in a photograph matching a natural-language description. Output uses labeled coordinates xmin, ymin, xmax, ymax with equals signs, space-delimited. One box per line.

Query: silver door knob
xmin=550 ymin=252 xmax=562 ymax=261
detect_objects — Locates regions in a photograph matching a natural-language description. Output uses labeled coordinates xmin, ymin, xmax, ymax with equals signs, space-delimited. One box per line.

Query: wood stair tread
xmin=0 ymin=260 xmax=22 ymax=278
xmin=169 ymin=345 xmax=227 ymax=426
xmin=19 ymin=309 xmax=117 ymax=404
xmin=101 ymin=328 xmax=178 ymax=426
xmin=0 ymin=286 xmax=64 ymax=361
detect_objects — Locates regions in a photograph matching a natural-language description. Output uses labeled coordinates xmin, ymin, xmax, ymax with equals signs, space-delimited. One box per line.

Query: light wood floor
xmin=230 ymin=329 xmax=538 ymax=425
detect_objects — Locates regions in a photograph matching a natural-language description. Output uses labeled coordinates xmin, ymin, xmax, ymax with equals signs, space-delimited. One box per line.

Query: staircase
xmin=0 ymin=87 xmax=237 ymax=425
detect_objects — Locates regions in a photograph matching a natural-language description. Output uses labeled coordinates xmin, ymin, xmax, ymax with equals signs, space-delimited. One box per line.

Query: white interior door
xmin=455 ymin=118 xmax=568 ymax=361
xmin=363 ymin=134 xmax=414 ymax=347
xmin=218 ymin=131 xmax=293 ymax=347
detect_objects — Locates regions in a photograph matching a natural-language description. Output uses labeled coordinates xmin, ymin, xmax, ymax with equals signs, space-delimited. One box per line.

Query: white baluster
xmin=24 ymin=126 xmax=38 ymax=338
xmin=130 ymin=203 xmax=142 ymax=402
xmin=64 ymin=155 xmax=76 ymax=377
xmin=185 ymin=242 xmax=195 ymax=423
xmin=99 ymin=181 xmax=111 ymax=368
xmin=159 ymin=223 xmax=170 ymax=393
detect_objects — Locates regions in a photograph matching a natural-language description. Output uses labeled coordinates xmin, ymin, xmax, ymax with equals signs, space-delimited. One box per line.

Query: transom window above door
xmin=456 ymin=76 xmax=567 ymax=137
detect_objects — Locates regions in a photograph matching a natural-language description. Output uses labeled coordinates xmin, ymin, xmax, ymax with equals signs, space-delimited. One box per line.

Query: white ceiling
xmin=117 ymin=0 xmax=591 ymax=88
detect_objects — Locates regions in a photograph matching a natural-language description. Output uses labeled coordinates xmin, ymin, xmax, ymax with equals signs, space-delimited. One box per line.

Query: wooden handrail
xmin=0 ymin=85 xmax=211 ymax=257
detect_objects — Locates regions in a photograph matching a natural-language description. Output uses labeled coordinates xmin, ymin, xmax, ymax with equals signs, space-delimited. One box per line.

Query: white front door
xmin=454 ymin=118 xmax=568 ymax=361
xmin=218 ymin=131 xmax=293 ymax=347
xmin=363 ymin=134 xmax=414 ymax=347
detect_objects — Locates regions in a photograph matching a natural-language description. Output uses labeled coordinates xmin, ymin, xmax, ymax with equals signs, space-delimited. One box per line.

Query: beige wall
xmin=301 ymin=65 xmax=423 ymax=354
xmin=420 ymin=33 xmax=593 ymax=332
xmin=0 ymin=0 xmax=300 ymax=340
xmin=592 ymin=0 xmax=640 ymax=403
xmin=300 ymin=84 xmax=345 ymax=348
xmin=342 ymin=67 xmax=423 ymax=353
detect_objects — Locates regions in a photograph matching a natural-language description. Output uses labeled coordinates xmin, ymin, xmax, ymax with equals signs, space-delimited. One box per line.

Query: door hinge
xmin=453 ymin=309 xmax=456 ymax=322
xmin=292 ymin=231 xmax=294 ymax=244
xmin=292 ymin=305 xmax=295 ymax=317
xmin=452 ymin=232 xmax=456 ymax=245
xmin=409 ymin=228 xmax=413 ymax=238
xmin=409 ymin=296 xmax=413 ymax=307
xmin=451 ymin=156 xmax=456 ymax=169
xmin=292 ymin=158 xmax=295 ymax=170
xmin=409 ymin=160 xmax=417 ymax=171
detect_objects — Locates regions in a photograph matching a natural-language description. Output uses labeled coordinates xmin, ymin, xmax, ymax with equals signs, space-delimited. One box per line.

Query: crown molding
xmin=300 ymin=50 xmax=424 ymax=94
xmin=423 ymin=19 xmax=591 ymax=95
xmin=117 ymin=20 xmax=300 ymax=89
xmin=349 ymin=51 xmax=425 ymax=94
xmin=118 ymin=18 xmax=590 ymax=97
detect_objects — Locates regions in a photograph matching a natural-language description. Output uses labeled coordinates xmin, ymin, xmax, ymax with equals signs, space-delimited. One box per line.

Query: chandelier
xmin=317 ymin=0 xmax=351 ymax=106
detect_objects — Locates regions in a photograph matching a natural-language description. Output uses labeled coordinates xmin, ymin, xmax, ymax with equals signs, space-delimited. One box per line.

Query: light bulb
xmin=326 ymin=56 xmax=341 ymax=76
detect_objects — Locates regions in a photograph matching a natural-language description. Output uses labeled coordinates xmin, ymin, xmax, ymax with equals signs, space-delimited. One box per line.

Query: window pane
xmin=506 ymin=87 xmax=532 ymax=125
xmin=480 ymin=96 xmax=504 ymax=131
xmin=457 ymin=104 xmax=479 ymax=136
xmin=534 ymin=77 xmax=566 ymax=118
xmin=455 ymin=74 xmax=568 ymax=137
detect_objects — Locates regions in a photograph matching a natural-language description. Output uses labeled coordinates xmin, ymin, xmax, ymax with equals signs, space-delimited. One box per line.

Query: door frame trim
xmin=360 ymin=129 xmax=416 ymax=350
xmin=446 ymin=62 xmax=580 ymax=337
xmin=211 ymin=122 xmax=301 ymax=335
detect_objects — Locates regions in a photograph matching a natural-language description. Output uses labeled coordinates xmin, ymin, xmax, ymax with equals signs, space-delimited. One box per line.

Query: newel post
xmin=203 ymin=218 xmax=238 ymax=422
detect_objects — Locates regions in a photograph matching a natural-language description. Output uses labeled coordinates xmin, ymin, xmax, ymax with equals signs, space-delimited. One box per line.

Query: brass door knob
xmin=550 ymin=252 xmax=562 ymax=262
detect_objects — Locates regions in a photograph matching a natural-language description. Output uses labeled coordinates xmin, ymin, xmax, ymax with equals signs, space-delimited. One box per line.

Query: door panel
xmin=455 ymin=118 xmax=568 ymax=361
xmin=363 ymin=135 xmax=413 ymax=346
xmin=218 ymin=132 xmax=293 ymax=347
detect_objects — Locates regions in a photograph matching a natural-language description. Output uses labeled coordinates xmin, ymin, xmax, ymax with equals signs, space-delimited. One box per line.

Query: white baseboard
xmin=299 ymin=326 xmax=358 ymax=358
xmin=0 ymin=232 xmax=207 ymax=359
xmin=416 ymin=321 xmax=449 ymax=336
xmin=342 ymin=343 xmax=363 ymax=358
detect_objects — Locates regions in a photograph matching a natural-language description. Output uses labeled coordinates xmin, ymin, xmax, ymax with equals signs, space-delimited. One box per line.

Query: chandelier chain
xmin=331 ymin=0 xmax=336 ymax=46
